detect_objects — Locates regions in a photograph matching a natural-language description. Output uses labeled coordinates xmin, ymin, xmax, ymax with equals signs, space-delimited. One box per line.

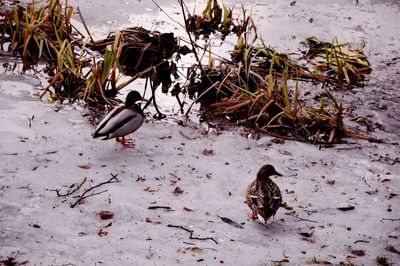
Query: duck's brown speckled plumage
xmin=245 ymin=165 xmax=283 ymax=224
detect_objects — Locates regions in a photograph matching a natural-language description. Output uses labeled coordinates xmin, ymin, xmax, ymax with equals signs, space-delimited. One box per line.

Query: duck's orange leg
xmin=247 ymin=210 xmax=258 ymax=220
xmin=116 ymin=137 xmax=135 ymax=148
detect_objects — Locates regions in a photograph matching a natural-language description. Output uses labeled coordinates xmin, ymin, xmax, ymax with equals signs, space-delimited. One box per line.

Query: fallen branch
xmin=167 ymin=224 xmax=218 ymax=244
xmin=70 ymin=174 xmax=120 ymax=208
xmin=51 ymin=176 xmax=88 ymax=197
xmin=354 ymin=240 xmax=370 ymax=244
xmin=382 ymin=218 xmax=400 ymax=221
xmin=148 ymin=206 xmax=172 ymax=210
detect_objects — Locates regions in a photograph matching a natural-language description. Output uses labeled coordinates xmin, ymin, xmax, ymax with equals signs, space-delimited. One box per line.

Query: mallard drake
xmin=92 ymin=90 xmax=144 ymax=148
xmin=245 ymin=164 xmax=283 ymax=224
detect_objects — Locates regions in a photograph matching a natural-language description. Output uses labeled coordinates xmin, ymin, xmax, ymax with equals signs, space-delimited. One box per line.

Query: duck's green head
xmin=125 ymin=90 xmax=142 ymax=107
xmin=257 ymin=164 xmax=282 ymax=180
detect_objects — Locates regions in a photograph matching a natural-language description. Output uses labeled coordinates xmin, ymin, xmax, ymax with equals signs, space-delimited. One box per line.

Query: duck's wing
xmin=92 ymin=104 xmax=125 ymax=139
xmin=97 ymin=108 xmax=143 ymax=139
xmin=245 ymin=181 xmax=257 ymax=208
xmin=256 ymin=181 xmax=282 ymax=221
xmin=107 ymin=109 xmax=143 ymax=139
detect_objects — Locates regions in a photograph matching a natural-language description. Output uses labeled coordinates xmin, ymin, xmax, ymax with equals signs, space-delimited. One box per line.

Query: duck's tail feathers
xmin=92 ymin=132 xmax=109 ymax=140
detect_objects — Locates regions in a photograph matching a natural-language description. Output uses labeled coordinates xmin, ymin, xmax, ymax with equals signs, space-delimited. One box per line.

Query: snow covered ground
xmin=1 ymin=0 xmax=399 ymax=265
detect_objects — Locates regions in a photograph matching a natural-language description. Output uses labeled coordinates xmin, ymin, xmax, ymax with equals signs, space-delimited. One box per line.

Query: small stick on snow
xmin=70 ymin=174 xmax=120 ymax=208
xmin=167 ymin=224 xmax=218 ymax=244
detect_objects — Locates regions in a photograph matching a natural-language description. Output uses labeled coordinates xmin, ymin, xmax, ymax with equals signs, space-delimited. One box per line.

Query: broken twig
xmin=167 ymin=224 xmax=218 ymax=244
xmin=70 ymin=174 xmax=120 ymax=208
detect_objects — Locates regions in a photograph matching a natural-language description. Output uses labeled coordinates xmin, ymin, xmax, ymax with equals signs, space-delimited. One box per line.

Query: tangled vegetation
xmin=0 ymin=0 xmax=377 ymax=143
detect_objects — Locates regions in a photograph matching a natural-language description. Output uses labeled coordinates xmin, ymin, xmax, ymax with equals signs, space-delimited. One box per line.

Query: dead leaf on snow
xmin=145 ymin=217 xmax=161 ymax=224
xmin=30 ymin=224 xmax=41 ymax=229
xmin=380 ymin=178 xmax=391 ymax=183
xmin=279 ymin=150 xmax=292 ymax=156
xmin=351 ymin=249 xmax=366 ymax=256
xmin=284 ymin=210 xmax=296 ymax=215
xmin=173 ymin=186 xmax=184 ymax=195
xmin=299 ymin=231 xmax=314 ymax=238
xmin=301 ymin=237 xmax=316 ymax=243
xmin=183 ymin=207 xmax=193 ymax=212
xmin=281 ymin=202 xmax=293 ymax=210
xmin=98 ymin=228 xmax=108 ymax=237
xmin=202 ymin=149 xmax=215 ymax=156
xmin=385 ymin=245 xmax=400 ymax=254
xmin=98 ymin=211 xmax=114 ymax=220
xmin=218 ymin=216 xmax=244 ymax=229
xmin=326 ymin=179 xmax=336 ymax=185
xmin=144 ymin=187 xmax=157 ymax=193
xmin=184 ymin=247 xmax=204 ymax=253
xmin=78 ymin=164 xmax=91 ymax=169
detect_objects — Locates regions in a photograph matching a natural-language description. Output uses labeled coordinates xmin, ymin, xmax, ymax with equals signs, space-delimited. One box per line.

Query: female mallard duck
xmin=92 ymin=90 xmax=144 ymax=148
xmin=245 ymin=164 xmax=283 ymax=224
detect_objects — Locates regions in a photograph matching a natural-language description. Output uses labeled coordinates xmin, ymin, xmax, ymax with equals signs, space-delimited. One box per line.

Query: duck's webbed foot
xmin=116 ymin=137 xmax=135 ymax=148
xmin=248 ymin=211 xmax=258 ymax=220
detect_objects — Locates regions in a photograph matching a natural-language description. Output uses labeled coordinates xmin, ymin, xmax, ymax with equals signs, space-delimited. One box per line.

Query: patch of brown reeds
xmin=182 ymin=0 xmax=377 ymax=143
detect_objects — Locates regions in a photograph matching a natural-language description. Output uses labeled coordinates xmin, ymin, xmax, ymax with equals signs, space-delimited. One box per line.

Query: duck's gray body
xmin=92 ymin=90 xmax=144 ymax=140
xmin=92 ymin=105 xmax=144 ymax=139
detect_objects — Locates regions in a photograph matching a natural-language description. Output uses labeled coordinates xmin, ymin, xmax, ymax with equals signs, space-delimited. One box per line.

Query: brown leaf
xmin=351 ymin=249 xmax=366 ymax=256
xmin=286 ymin=190 xmax=295 ymax=194
xmin=281 ymin=202 xmax=293 ymax=210
xmin=299 ymin=231 xmax=314 ymax=238
xmin=218 ymin=216 xmax=244 ymax=229
xmin=301 ymin=237 xmax=316 ymax=243
xmin=145 ymin=217 xmax=161 ymax=224
xmin=381 ymin=178 xmax=391 ymax=183
xmin=279 ymin=150 xmax=292 ymax=156
xmin=202 ymin=149 xmax=215 ymax=156
xmin=389 ymin=193 xmax=398 ymax=199
xmin=173 ymin=186 xmax=184 ymax=195
xmin=159 ymin=135 xmax=172 ymax=140
xmin=326 ymin=179 xmax=336 ymax=185
xmin=169 ymin=172 xmax=178 ymax=178
xmin=185 ymin=247 xmax=203 ymax=253
xmin=30 ymin=224 xmax=41 ymax=229
xmin=98 ymin=211 xmax=114 ymax=220
xmin=78 ymin=164 xmax=91 ymax=169
xmin=144 ymin=187 xmax=156 ymax=193
xmin=0 ymin=257 xmax=17 ymax=266
xmin=98 ymin=228 xmax=108 ymax=237
xmin=183 ymin=207 xmax=193 ymax=212
xmin=385 ymin=245 xmax=400 ymax=254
